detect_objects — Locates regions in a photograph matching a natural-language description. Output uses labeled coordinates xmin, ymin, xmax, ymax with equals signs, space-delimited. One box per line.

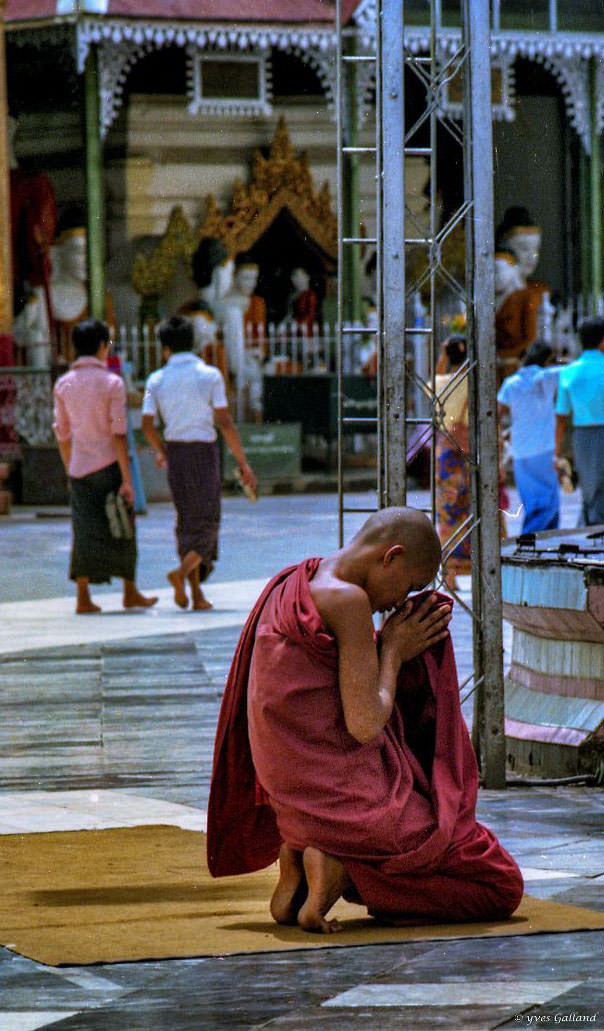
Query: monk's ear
xmin=383 ymin=543 xmax=406 ymax=566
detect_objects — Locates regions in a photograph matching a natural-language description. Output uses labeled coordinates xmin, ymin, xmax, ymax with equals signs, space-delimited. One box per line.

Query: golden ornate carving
xmin=199 ymin=117 xmax=337 ymax=259
xmin=132 ymin=205 xmax=196 ymax=298
xmin=132 ymin=118 xmax=337 ymax=300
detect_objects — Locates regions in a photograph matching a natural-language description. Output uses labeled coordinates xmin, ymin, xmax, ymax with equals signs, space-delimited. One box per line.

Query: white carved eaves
xmin=277 ymin=39 xmax=337 ymax=113
xmin=535 ymin=55 xmax=591 ymax=154
xmin=186 ymin=48 xmax=272 ymax=119
xmin=76 ymin=17 xmax=335 ymax=73
xmin=98 ymin=39 xmax=149 ymax=138
xmin=350 ymin=4 xmax=598 ymax=148
xmin=352 ymin=0 xmax=377 ymax=47
xmin=353 ymin=0 xmax=604 ymax=61
xmin=86 ymin=19 xmax=337 ymax=136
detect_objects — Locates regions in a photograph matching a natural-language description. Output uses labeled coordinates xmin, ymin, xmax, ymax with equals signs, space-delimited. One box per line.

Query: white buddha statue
xmin=215 ymin=257 xmax=266 ymax=421
xmin=50 ymin=224 xmax=115 ymax=361
xmin=181 ymin=237 xmax=235 ymax=377
xmin=503 ymin=228 xmax=541 ymax=290
xmin=189 ymin=236 xmax=233 ymax=312
xmin=51 ymin=228 xmax=88 ymax=327
xmin=199 ymin=254 xmax=234 ymax=313
xmin=495 ymin=207 xmax=550 ymax=380
xmin=494 ymin=248 xmax=524 ymax=313
xmin=13 ymin=285 xmax=51 ymax=368
xmin=13 ymin=225 xmax=86 ymax=369
xmin=288 ymin=266 xmax=317 ymax=335
xmin=496 ymin=206 xmax=546 ymax=300
xmin=494 ymin=246 xmax=539 ymax=381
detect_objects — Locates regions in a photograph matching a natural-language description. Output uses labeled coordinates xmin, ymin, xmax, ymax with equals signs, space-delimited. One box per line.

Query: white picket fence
xmin=113 ymin=321 xmax=374 ymax=386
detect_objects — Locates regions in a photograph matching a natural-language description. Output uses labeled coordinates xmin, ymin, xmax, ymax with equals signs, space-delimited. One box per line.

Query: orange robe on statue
xmin=243 ymin=294 xmax=267 ymax=354
xmin=495 ymin=285 xmax=542 ymax=383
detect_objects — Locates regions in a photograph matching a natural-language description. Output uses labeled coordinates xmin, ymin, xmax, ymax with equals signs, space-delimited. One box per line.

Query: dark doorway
xmin=245 ymin=208 xmax=334 ymax=324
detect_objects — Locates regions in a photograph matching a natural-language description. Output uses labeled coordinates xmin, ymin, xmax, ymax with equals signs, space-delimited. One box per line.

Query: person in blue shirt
xmin=497 ymin=340 xmax=561 ymax=534
xmin=555 ymin=317 xmax=604 ymax=527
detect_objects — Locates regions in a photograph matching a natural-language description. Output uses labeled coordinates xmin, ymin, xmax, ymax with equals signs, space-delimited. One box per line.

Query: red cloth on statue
xmin=207 ymin=560 xmax=523 ymax=924
xmin=292 ymin=289 xmax=317 ymax=333
xmin=10 ymin=170 xmax=57 ymax=290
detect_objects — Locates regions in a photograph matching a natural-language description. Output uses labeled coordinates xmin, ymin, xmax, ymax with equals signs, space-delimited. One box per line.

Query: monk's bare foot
xmin=123 ymin=591 xmax=158 ymax=609
xmin=192 ymin=591 xmax=213 ymax=611
xmin=297 ymin=847 xmax=350 ymax=934
xmin=76 ymin=600 xmax=101 ymax=614
xmin=168 ymin=570 xmax=188 ymax=609
xmin=270 ymin=844 xmax=306 ymax=925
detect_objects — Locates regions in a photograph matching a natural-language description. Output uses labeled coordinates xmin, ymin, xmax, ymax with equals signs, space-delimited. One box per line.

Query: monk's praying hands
xmin=381 ymin=592 xmax=452 ymax=664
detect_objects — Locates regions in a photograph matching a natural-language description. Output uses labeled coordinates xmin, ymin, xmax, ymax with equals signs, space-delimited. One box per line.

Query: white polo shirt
xmin=142 ymin=352 xmax=228 ymax=442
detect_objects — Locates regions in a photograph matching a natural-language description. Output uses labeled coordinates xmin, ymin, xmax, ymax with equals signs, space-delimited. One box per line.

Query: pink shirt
xmin=53 ymin=357 xmax=128 ymax=479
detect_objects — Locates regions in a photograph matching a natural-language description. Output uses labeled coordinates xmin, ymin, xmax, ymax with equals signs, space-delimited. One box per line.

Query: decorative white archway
xmin=75 ymin=17 xmax=338 ymax=138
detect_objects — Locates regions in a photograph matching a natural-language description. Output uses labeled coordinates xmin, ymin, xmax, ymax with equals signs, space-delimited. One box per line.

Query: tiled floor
xmin=0 ymin=791 xmax=206 ymax=834
xmin=0 ymin=491 xmax=602 ymax=1030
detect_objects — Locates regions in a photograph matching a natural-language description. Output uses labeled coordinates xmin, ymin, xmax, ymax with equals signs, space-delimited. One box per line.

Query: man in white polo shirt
xmin=142 ymin=315 xmax=257 ymax=610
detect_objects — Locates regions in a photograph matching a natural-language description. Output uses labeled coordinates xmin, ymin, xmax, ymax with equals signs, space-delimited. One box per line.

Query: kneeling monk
xmin=207 ymin=507 xmax=523 ymax=933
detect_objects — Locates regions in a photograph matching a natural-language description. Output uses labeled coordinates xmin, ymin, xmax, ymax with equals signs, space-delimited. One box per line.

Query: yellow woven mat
xmin=2 ymin=826 xmax=603 ymax=966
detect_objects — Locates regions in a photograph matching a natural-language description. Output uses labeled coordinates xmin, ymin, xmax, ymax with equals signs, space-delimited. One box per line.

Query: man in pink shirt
xmin=53 ymin=319 xmax=157 ymax=614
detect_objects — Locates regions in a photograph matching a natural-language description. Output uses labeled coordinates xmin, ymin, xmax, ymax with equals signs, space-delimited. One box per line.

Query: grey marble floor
xmin=0 ymin=491 xmax=602 ymax=1031
xmin=1 ymin=625 xmax=603 ymax=1031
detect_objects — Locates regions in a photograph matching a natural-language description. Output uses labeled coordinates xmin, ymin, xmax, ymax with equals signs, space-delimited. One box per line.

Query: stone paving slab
xmin=0 ymin=580 xmax=267 ymax=657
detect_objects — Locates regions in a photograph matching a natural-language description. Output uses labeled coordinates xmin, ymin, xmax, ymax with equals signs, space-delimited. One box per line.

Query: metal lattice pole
xmin=335 ymin=1 xmax=505 ymax=787
xmin=335 ymin=0 xmax=380 ymax=543
xmin=462 ymin=0 xmax=506 ymax=787
xmin=380 ymin=0 xmax=407 ymax=507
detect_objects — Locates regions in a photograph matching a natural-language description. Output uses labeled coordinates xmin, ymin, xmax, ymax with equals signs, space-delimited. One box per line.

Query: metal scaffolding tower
xmin=335 ymin=0 xmax=506 ymax=787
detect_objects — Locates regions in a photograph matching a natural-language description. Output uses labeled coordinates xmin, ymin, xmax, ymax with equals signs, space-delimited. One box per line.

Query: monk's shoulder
xmin=310 ymin=574 xmax=370 ymax=633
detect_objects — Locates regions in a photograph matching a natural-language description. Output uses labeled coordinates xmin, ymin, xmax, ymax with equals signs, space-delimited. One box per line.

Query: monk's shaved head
xmin=353 ymin=506 xmax=441 ymax=577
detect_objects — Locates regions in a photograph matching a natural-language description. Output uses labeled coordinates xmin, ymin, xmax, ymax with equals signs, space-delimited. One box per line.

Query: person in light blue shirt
xmin=498 ymin=340 xmax=561 ymax=533
xmin=555 ymin=317 xmax=604 ymax=526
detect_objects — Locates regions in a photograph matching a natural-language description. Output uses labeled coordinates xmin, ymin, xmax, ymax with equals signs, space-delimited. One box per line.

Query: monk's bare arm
xmin=314 ymin=585 xmax=451 ymax=745
xmin=314 ymin=584 xmax=392 ymax=744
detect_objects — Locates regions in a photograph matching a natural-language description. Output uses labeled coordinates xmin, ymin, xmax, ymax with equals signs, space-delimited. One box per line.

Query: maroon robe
xmin=207 ymin=560 xmax=523 ymax=924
